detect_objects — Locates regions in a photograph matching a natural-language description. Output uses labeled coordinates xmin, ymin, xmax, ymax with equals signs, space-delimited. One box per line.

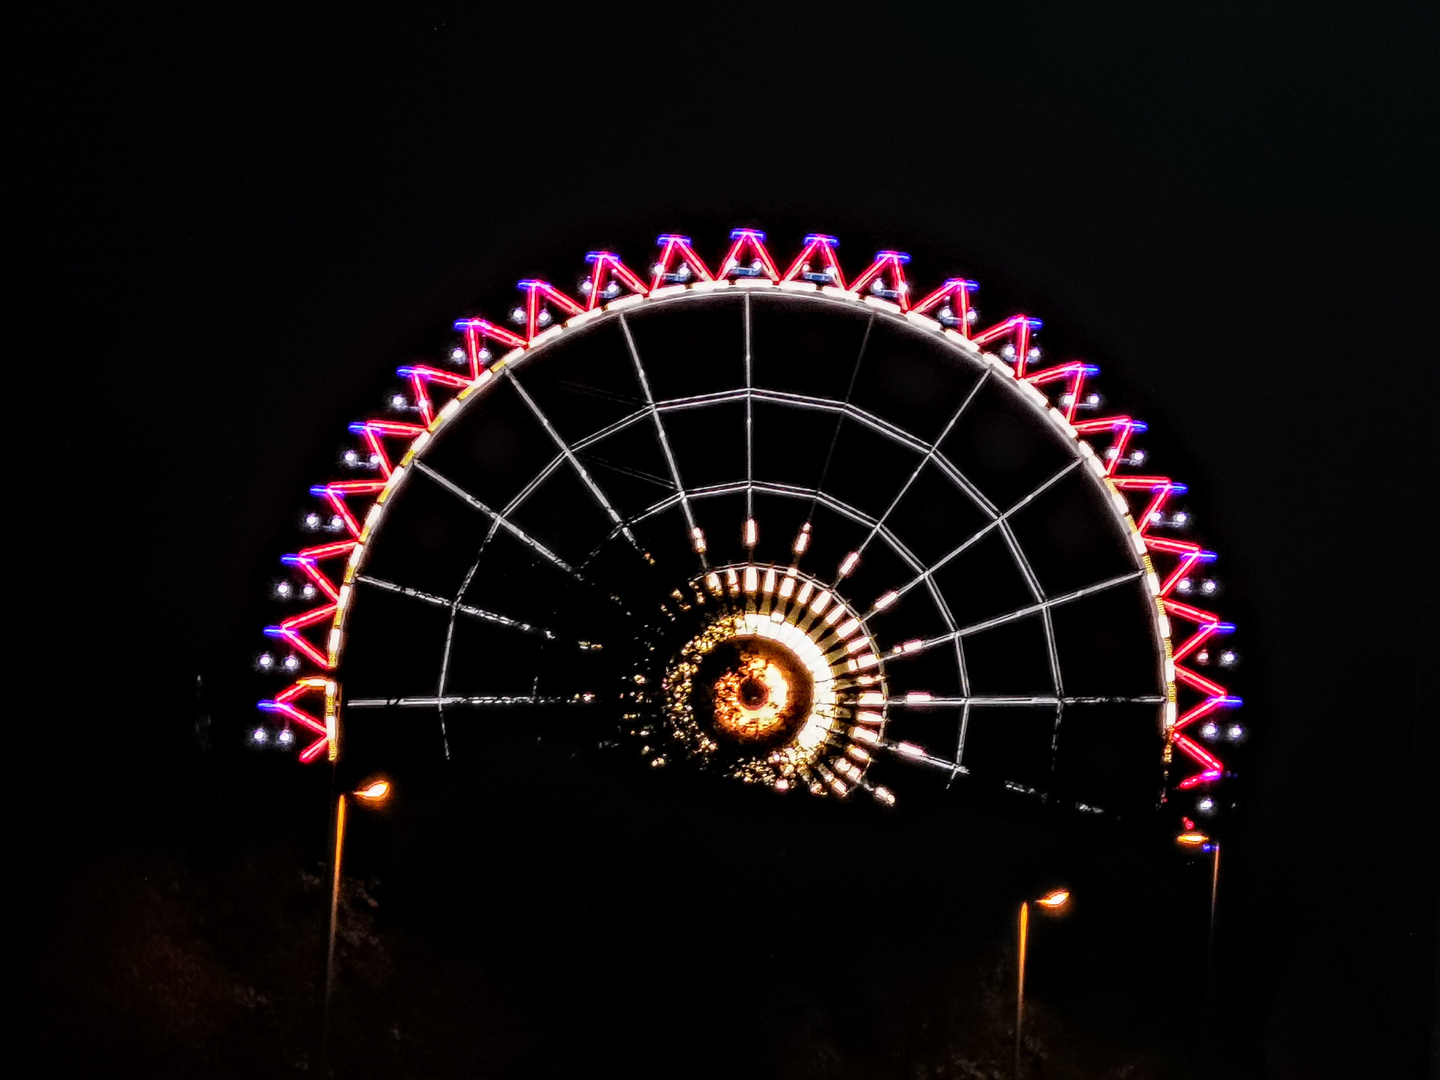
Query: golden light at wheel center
xmin=655 ymin=560 xmax=892 ymax=801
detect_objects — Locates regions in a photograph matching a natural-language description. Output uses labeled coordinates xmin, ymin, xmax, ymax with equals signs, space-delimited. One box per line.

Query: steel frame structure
xmin=255 ymin=230 xmax=1241 ymax=825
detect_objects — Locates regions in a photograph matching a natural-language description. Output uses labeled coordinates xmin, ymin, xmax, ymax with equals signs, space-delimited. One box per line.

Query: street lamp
xmin=1177 ymin=829 xmax=1221 ymax=1020
xmin=1016 ymin=889 xmax=1070 ymax=1080
xmin=321 ymin=778 xmax=392 ymax=1076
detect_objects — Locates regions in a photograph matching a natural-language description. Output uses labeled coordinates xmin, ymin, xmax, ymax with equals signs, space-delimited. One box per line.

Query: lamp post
xmin=1016 ymin=889 xmax=1070 ymax=1080
xmin=1177 ymin=830 xmax=1221 ymax=1020
xmin=320 ymin=779 xmax=391 ymax=1077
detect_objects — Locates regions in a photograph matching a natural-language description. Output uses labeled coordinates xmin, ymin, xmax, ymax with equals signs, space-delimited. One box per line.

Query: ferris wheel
xmin=253 ymin=230 xmax=1242 ymax=828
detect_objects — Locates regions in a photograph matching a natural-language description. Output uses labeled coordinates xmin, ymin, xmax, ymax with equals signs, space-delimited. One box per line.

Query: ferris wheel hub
xmin=642 ymin=561 xmax=889 ymax=796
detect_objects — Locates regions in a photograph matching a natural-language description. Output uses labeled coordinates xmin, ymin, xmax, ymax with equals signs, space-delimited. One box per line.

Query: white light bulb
xmin=1226 ymin=724 xmax=1244 ymax=740
xmin=391 ymin=394 xmax=407 ymax=409
xmin=1201 ymin=722 xmax=1219 ymax=739
xmin=252 ymin=728 xmax=268 ymax=743
xmin=449 ymin=346 xmax=466 ymax=362
xmin=258 ymin=654 xmax=274 ymax=668
xmin=278 ymin=729 xmax=294 ymax=745
xmin=283 ymin=655 xmax=300 ymax=671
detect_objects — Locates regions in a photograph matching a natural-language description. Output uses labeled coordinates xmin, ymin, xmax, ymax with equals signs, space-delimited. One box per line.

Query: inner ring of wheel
xmin=700 ymin=635 xmax=811 ymax=744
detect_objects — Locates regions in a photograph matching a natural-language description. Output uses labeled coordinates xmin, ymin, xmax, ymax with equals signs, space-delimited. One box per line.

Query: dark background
xmin=8 ymin=1 xmax=1437 ymax=1076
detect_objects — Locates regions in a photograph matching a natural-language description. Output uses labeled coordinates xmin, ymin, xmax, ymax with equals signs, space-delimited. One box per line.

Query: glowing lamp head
xmin=354 ymin=779 xmax=391 ymax=803
xmin=1176 ymin=831 xmax=1210 ymax=846
xmin=1036 ymin=889 xmax=1070 ymax=910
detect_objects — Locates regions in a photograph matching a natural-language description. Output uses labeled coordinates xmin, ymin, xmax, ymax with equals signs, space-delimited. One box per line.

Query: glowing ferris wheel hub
xmin=643 ymin=561 xmax=890 ymax=795
xmin=253 ymin=228 xmax=1242 ymax=830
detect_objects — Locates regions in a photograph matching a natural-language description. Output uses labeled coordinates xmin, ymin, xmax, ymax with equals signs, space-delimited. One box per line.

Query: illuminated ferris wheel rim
xmin=256 ymin=230 xmax=1241 ymax=820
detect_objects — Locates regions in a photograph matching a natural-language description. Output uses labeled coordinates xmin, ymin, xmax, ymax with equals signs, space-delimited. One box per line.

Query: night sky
xmin=10 ymin=2 xmax=1437 ymax=1077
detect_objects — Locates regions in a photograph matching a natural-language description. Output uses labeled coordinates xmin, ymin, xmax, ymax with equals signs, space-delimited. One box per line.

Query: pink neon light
xmin=400 ymin=365 xmax=472 ymax=426
xmin=717 ymin=229 xmax=780 ymax=281
xmin=848 ymin=251 xmax=913 ymax=311
xmin=279 ymin=604 xmax=335 ymax=632
xmin=259 ymin=680 xmax=332 ymax=750
xmin=1175 ymin=666 xmax=1227 ymax=697
xmin=298 ymin=539 xmax=358 ymax=561
xmin=1157 ymin=550 xmax=1215 ymax=597
xmin=583 ymin=252 xmax=649 ymax=310
xmin=1172 ymin=622 xmax=1231 ymax=663
xmin=1024 ymin=361 xmax=1095 ymax=423
xmin=1110 ymin=475 xmax=1175 ymax=491
xmin=286 ymin=556 xmax=339 ymax=601
xmin=1175 ymin=695 xmax=1241 ymax=731
xmin=1071 ymin=416 xmax=1142 ymax=475
xmin=912 ymin=279 xmax=978 ymax=331
xmin=311 ymin=481 xmax=385 ymax=538
xmin=1145 ymin=538 xmax=1201 ymax=555
xmin=1163 ymin=599 xmax=1221 ymax=625
xmin=517 ymin=280 xmax=585 ymax=341
xmin=650 ymin=235 xmax=714 ymax=290
xmin=456 ymin=318 xmax=525 ymax=377
xmin=1138 ymin=487 xmax=1181 ymax=536
xmin=1173 ymin=733 xmax=1224 ymax=771
xmin=970 ymin=314 xmax=1032 ymax=347
xmin=350 ymin=420 xmax=424 ymax=477
xmin=780 ymin=234 xmax=845 ymax=288
xmin=298 ymin=733 xmax=330 ymax=763
xmin=265 ymin=627 xmax=330 ymax=668
xmin=264 ymin=702 xmax=327 ymax=734
xmin=1177 ymin=770 xmax=1223 ymax=790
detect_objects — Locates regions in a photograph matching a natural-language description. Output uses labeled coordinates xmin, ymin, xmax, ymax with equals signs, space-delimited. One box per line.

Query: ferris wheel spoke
xmin=415 ymin=460 xmax=584 ymax=581
xmin=892 ymin=568 xmax=1146 ymax=657
xmin=807 ymin=311 xmax=876 ymax=528
xmin=879 ymin=459 xmax=1081 ymax=608
xmin=619 ymin=313 xmax=706 ymax=567
xmin=882 ymin=740 xmax=968 ymax=775
xmin=744 ymin=293 xmax=754 ymax=520
xmin=346 ymin=694 xmax=595 ymax=709
xmin=887 ymin=693 xmax=1166 ymax=708
xmin=856 ymin=369 xmax=993 ymax=557
xmin=355 ymin=574 xmax=565 ymax=642
xmin=504 ymin=371 xmax=646 ymax=557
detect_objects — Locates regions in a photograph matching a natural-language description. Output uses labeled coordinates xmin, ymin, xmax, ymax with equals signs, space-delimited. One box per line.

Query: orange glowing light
xmin=1036 ymin=889 xmax=1070 ymax=909
xmin=354 ymin=780 xmax=391 ymax=802
xmin=712 ymin=654 xmax=794 ymax=741
xmin=1176 ymin=831 xmax=1209 ymax=846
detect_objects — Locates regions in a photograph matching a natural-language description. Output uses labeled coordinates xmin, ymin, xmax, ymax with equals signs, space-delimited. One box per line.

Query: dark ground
xmin=7 ymin=2 xmax=1438 ymax=1076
